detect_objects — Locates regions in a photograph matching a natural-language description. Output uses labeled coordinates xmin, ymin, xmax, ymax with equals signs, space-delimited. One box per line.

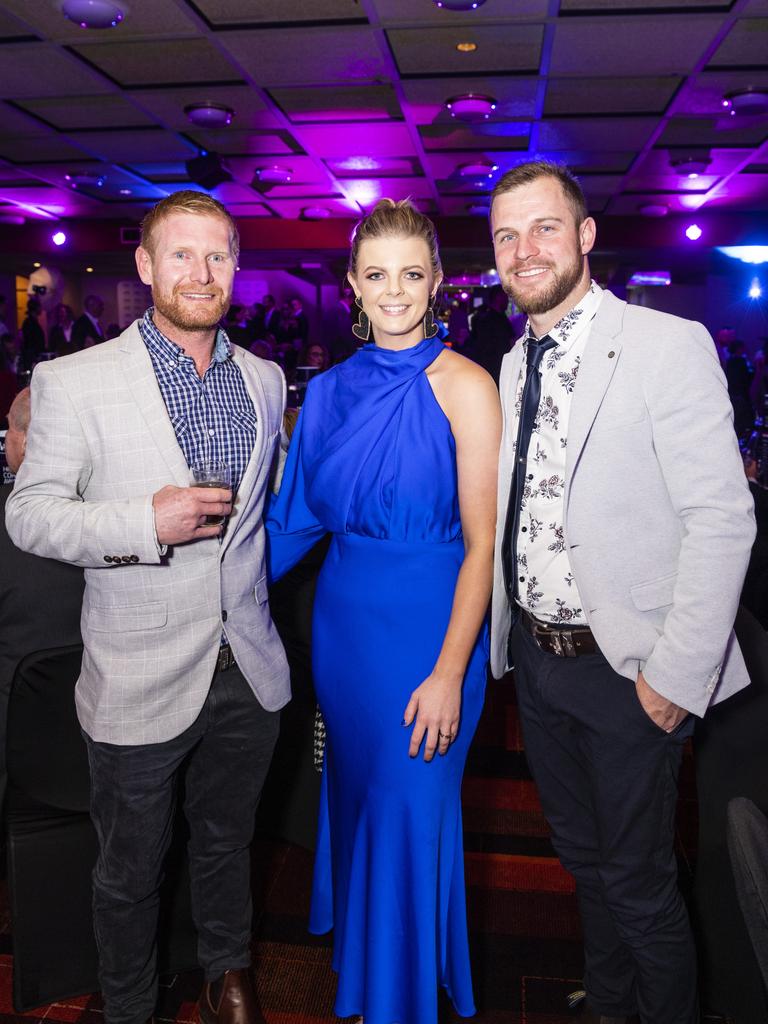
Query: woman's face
xmin=349 ymin=234 xmax=440 ymax=350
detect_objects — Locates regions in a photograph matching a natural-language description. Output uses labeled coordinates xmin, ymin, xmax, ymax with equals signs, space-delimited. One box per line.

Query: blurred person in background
xmin=48 ymin=302 xmax=76 ymax=355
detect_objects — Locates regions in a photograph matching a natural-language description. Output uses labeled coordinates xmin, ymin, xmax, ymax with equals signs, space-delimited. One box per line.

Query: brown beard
xmin=503 ymin=250 xmax=584 ymax=316
xmin=152 ymin=287 xmax=229 ymax=332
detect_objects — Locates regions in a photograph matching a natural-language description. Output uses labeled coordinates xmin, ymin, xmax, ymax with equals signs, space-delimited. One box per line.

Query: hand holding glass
xmin=190 ymin=461 xmax=232 ymax=525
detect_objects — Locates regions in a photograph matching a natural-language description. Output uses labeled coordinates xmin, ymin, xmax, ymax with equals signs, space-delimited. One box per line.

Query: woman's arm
xmin=403 ymin=354 xmax=502 ymax=760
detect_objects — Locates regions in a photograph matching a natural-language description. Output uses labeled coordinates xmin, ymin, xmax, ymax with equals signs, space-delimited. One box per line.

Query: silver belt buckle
xmin=548 ymin=628 xmax=577 ymax=657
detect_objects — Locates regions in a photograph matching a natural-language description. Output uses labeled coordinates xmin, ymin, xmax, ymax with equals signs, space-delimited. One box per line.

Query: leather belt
xmin=216 ymin=644 xmax=237 ymax=672
xmin=521 ymin=609 xmax=599 ymax=658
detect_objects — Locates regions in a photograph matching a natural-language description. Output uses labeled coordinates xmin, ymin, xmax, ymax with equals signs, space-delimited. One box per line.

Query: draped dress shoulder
xmin=266 ymin=336 xmax=487 ymax=1024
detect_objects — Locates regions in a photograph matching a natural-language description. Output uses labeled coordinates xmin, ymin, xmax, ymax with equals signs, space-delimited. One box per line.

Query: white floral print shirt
xmin=514 ymin=281 xmax=604 ymax=625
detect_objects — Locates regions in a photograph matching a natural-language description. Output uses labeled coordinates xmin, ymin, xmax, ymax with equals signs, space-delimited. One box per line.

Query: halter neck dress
xmin=266 ymin=336 xmax=487 ymax=1024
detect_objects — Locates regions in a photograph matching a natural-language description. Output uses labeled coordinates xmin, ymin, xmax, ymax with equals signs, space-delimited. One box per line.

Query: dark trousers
xmin=84 ymin=665 xmax=280 ymax=1024
xmin=510 ymin=622 xmax=697 ymax=1024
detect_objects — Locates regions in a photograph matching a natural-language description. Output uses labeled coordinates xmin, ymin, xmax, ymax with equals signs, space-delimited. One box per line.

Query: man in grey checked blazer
xmin=489 ymin=162 xmax=755 ymax=1024
xmin=6 ymin=192 xmax=289 ymax=1024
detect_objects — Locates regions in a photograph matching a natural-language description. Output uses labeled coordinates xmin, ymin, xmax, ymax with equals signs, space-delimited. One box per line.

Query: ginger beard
xmin=502 ymin=243 xmax=584 ymax=317
xmin=151 ymin=282 xmax=229 ymax=333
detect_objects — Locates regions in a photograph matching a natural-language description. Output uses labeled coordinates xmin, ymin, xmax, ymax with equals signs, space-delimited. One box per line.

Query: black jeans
xmin=510 ymin=621 xmax=697 ymax=1024
xmin=84 ymin=665 xmax=280 ymax=1024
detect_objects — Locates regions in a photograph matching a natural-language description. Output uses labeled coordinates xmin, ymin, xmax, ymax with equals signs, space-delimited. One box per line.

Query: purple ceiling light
xmin=185 ymin=103 xmax=235 ymax=128
xmin=60 ymin=0 xmax=126 ymax=29
xmin=446 ymin=94 xmax=497 ymax=122
xmin=301 ymin=206 xmax=330 ymax=220
xmin=434 ymin=1 xmax=488 ymax=9
xmin=252 ymin=166 xmax=293 ymax=185
xmin=458 ymin=160 xmax=498 ymax=180
xmin=52 ymin=231 xmax=67 ymax=246
xmin=685 ymin=223 xmax=703 ymax=241
xmin=639 ymin=203 xmax=669 ymax=218
xmin=670 ymin=155 xmax=710 ymax=179
xmin=723 ymin=89 xmax=768 ymax=117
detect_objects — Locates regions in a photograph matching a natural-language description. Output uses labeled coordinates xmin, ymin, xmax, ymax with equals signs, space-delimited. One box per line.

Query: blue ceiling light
xmin=60 ymin=0 xmax=126 ymax=29
xmin=434 ymin=1 xmax=487 ymax=9
xmin=717 ymin=246 xmax=768 ymax=265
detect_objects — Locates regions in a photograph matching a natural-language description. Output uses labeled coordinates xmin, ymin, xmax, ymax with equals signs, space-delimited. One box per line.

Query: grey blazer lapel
xmin=564 ymin=292 xmax=625 ymax=503
xmin=220 ymin=348 xmax=269 ymax=554
xmin=119 ymin=323 xmax=189 ymax=486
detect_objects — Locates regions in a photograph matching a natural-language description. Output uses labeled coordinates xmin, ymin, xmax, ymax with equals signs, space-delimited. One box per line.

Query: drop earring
xmin=351 ymin=295 xmax=371 ymax=342
xmin=422 ymin=303 xmax=438 ymax=340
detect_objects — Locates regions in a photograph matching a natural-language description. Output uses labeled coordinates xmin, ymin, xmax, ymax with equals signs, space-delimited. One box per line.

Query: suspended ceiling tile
xmin=631 ymin=147 xmax=749 ymax=179
xmin=706 ymin=172 xmax=768 ymax=209
xmin=551 ymin=16 xmax=722 ymax=75
xmin=326 ymin=155 xmax=423 ymax=177
xmin=709 ymin=18 xmax=768 ymax=66
xmin=69 ymin=39 xmax=241 ymax=87
xmin=402 ymin=77 xmax=539 ymax=124
xmin=605 ymin=191 xmax=718 ymax=214
xmin=66 ymin=129 xmax=197 ymax=163
xmin=298 ymin=122 xmax=417 ymax=158
xmin=538 ymin=117 xmax=657 ymax=150
xmin=545 ymin=150 xmax=637 ymax=173
xmin=269 ymin=84 xmax=403 ymax=123
xmin=0 ymin=41 xmax=112 ymax=96
xmin=0 ymin=102 xmax=53 ymax=136
xmin=420 ymin=122 xmax=531 ymax=151
xmin=15 ymin=94 xmax=156 ymax=131
xmin=219 ymin=26 xmax=387 ymax=86
xmin=192 ymin=0 xmax=365 ymax=26
xmin=544 ymin=77 xmax=680 ymax=116
xmin=656 ymin=116 xmax=768 ymax=147
xmin=561 ymin=0 xmax=729 ymax=9
xmin=0 ymin=135 xmax=93 ymax=163
xmin=374 ymin=0 xmax=548 ymax=22
xmin=184 ymin=129 xmax=299 ymax=157
xmin=0 ymin=0 xmax=200 ymax=42
xmin=388 ymin=23 xmax=544 ymax=76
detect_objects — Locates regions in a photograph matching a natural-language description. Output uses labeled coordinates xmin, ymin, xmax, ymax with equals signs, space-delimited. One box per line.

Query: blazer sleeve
xmin=640 ymin=320 xmax=756 ymax=711
xmin=5 ymin=361 xmax=163 ymax=568
xmin=265 ymin=404 xmax=327 ymax=583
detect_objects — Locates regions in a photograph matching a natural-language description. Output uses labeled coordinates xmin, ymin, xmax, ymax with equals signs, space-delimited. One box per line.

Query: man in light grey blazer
xmin=6 ymin=192 xmax=289 ymax=1024
xmin=489 ymin=162 xmax=755 ymax=1024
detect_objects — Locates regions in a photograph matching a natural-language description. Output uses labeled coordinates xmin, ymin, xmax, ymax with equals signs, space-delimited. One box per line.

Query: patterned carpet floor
xmin=0 ymin=673 xmax=698 ymax=1024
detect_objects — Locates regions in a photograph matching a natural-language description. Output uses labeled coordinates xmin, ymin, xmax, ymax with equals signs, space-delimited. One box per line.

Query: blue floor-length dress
xmin=266 ymin=336 xmax=487 ymax=1024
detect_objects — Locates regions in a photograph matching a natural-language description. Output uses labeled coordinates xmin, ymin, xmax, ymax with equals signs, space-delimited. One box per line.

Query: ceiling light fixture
xmin=457 ymin=160 xmax=498 ymax=179
xmin=185 ymin=103 xmax=235 ymax=128
xmin=749 ymin=278 xmax=762 ymax=299
xmin=60 ymin=0 xmax=126 ymax=29
xmin=434 ymin=0 xmax=488 ymax=9
xmin=86 ymin=266 xmax=94 ymax=273
xmin=684 ymin=223 xmax=703 ymax=241
xmin=638 ymin=203 xmax=669 ymax=218
xmin=301 ymin=206 xmax=330 ymax=220
xmin=456 ymin=41 xmax=477 ymax=52
xmin=446 ymin=93 xmax=497 ymax=122
xmin=722 ymin=88 xmax=768 ymax=117
xmin=252 ymin=166 xmax=293 ymax=186
xmin=716 ymin=245 xmax=768 ymax=265
xmin=670 ymin=155 xmax=710 ymax=178
xmin=52 ymin=231 xmax=67 ymax=246
xmin=119 ymin=187 xmax=132 ymax=195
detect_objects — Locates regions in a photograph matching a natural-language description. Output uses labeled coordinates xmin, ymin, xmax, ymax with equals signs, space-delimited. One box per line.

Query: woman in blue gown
xmin=266 ymin=199 xmax=501 ymax=1024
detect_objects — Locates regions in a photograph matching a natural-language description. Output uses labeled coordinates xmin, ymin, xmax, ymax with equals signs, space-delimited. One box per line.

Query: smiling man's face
xmin=491 ymin=175 xmax=594 ymax=322
xmin=135 ymin=210 xmax=236 ymax=334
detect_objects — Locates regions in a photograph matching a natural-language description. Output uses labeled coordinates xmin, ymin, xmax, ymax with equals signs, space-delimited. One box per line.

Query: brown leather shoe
xmin=196 ymin=968 xmax=266 ymax=1024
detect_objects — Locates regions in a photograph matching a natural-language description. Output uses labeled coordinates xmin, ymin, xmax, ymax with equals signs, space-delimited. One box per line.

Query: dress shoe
xmin=196 ymin=967 xmax=266 ymax=1024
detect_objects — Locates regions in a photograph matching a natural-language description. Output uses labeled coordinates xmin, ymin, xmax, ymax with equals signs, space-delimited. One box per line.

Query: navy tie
xmin=501 ymin=335 xmax=558 ymax=652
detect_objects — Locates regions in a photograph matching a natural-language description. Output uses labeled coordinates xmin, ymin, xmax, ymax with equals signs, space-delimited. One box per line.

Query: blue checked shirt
xmin=140 ymin=308 xmax=257 ymax=498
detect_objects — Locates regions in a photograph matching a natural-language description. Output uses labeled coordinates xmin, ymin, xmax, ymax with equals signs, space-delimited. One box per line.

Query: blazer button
xmin=130 ymin=555 xmax=139 ymax=563
xmin=104 ymin=555 xmax=113 ymax=563
xmin=222 ymin=610 xmax=228 ymax=622
xmin=113 ymin=556 xmax=121 ymax=563
xmin=121 ymin=555 xmax=132 ymax=563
